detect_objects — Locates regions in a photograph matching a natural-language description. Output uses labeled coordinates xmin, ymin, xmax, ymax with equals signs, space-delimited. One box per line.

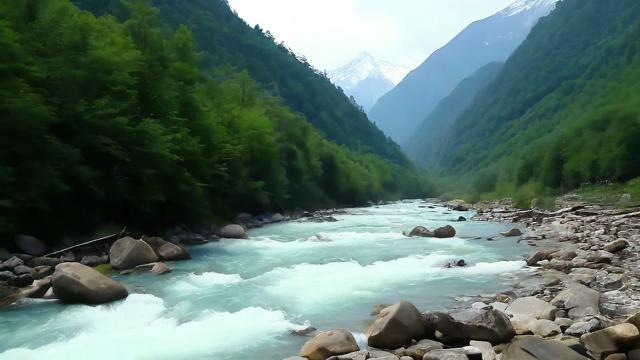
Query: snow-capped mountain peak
xmin=499 ymin=0 xmax=558 ymax=17
xmin=328 ymin=52 xmax=410 ymax=89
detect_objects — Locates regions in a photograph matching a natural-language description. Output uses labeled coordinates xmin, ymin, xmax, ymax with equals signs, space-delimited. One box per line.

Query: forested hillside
xmin=73 ymin=0 xmax=408 ymax=165
xmin=0 ymin=0 xmax=428 ymax=244
xmin=405 ymin=62 xmax=503 ymax=167
xmin=432 ymin=0 xmax=640 ymax=196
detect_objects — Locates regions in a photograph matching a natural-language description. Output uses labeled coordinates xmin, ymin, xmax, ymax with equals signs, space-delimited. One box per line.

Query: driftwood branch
xmin=44 ymin=227 xmax=125 ymax=257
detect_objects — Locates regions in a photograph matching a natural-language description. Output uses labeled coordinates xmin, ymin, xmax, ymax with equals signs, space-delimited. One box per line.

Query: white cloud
xmin=228 ymin=0 xmax=514 ymax=70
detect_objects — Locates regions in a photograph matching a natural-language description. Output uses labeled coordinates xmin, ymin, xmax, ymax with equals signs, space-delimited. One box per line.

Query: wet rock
xmin=604 ymin=240 xmax=628 ymax=254
xmin=109 ymin=236 xmax=158 ymax=270
xmin=300 ymin=329 xmax=359 ymax=360
xmin=433 ymin=225 xmax=456 ymax=238
xmin=272 ymin=213 xmax=285 ymax=222
xmin=218 ymin=224 xmax=246 ymax=239
xmin=150 ymin=262 xmax=171 ymax=274
xmin=52 ymin=262 xmax=128 ymax=304
xmin=0 ymin=256 xmax=23 ymax=270
xmin=290 ymin=325 xmax=318 ymax=337
xmin=407 ymin=226 xmax=431 ymax=237
xmin=0 ymin=285 xmax=21 ymax=308
xmin=500 ymin=228 xmax=523 ymax=237
xmin=428 ymin=309 xmax=515 ymax=344
xmin=366 ymin=301 xmax=425 ymax=349
xmin=371 ymin=303 xmax=391 ymax=316
xmin=551 ymin=282 xmax=600 ymax=319
xmin=457 ymin=216 xmax=467 ymax=222
xmin=80 ymin=255 xmax=109 ymax=267
xmin=505 ymin=296 xmax=557 ymax=320
xmin=142 ymin=236 xmax=191 ymax=261
xmin=581 ymin=323 xmax=640 ymax=360
xmin=12 ymin=264 xmax=33 ymax=275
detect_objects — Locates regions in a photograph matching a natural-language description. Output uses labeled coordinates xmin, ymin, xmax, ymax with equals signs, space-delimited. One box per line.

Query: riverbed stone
xmin=527 ymin=251 xmax=551 ymax=266
xmin=604 ymin=240 xmax=629 ymax=254
xmin=601 ymin=290 xmax=640 ymax=317
xmin=469 ymin=340 xmax=496 ymax=360
xmin=366 ymin=301 xmax=425 ymax=349
xmin=422 ymin=349 xmax=468 ymax=360
xmin=427 ymin=309 xmax=515 ymax=344
xmin=142 ymin=236 xmax=191 ymax=261
xmin=566 ymin=318 xmax=601 ymax=336
xmin=501 ymin=336 xmax=588 ymax=360
xmin=396 ymin=339 xmax=444 ymax=359
xmin=218 ymin=224 xmax=246 ymax=239
xmin=109 ymin=236 xmax=158 ymax=270
xmin=551 ymin=282 xmax=600 ymax=319
xmin=12 ymin=264 xmax=33 ymax=275
xmin=52 ymin=262 xmax=128 ymax=304
xmin=528 ymin=319 xmax=561 ymax=337
xmin=433 ymin=225 xmax=456 ymax=238
xmin=300 ymin=329 xmax=359 ymax=360
xmin=0 ymin=256 xmax=23 ymax=270
xmin=408 ymin=226 xmax=430 ymax=237
xmin=80 ymin=255 xmax=109 ymax=267
xmin=505 ymin=296 xmax=557 ymax=320
xmin=581 ymin=323 xmax=640 ymax=359
xmin=501 ymin=228 xmax=523 ymax=237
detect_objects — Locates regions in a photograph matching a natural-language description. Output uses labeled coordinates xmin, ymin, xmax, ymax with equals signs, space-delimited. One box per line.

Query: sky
xmin=227 ymin=0 xmax=514 ymax=70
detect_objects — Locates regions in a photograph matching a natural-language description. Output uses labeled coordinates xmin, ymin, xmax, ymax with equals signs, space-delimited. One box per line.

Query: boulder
xmin=300 ymin=329 xmax=359 ymax=360
xmin=8 ymin=274 xmax=33 ymax=287
xmin=505 ymin=297 xmax=557 ymax=320
xmin=501 ymin=228 xmax=523 ymax=237
xmin=601 ymin=291 xmax=640 ymax=318
xmin=218 ymin=224 xmax=246 ymax=239
xmin=407 ymin=226 xmax=431 ymax=237
xmin=422 ymin=349 xmax=468 ymax=360
xmin=565 ymin=318 xmax=601 ymax=336
xmin=28 ymin=257 xmax=64 ymax=267
xmin=272 ymin=213 xmax=285 ymax=222
xmin=528 ymin=319 xmax=561 ymax=337
xmin=13 ymin=264 xmax=34 ymax=275
xmin=21 ymin=276 xmax=52 ymax=298
xmin=366 ymin=301 xmax=425 ymax=349
xmin=52 ymin=262 xmax=128 ymax=304
xmin=433 ymin=225 xmax=456 ymax=238
xmin=587 ymin=251 xmax=615 ymax=264
xmin=469 ymin=340 xmax=496 ymax=360
xmin=427 ymin=309 xmax=515 ymax=345
xmin=526 ymin=251 xmax=551 ymax=266
xmin=109 ymin=236 xmax=158 ymax=270
xmin=150 ymin=262 xmax=171 ymax=275
xmin=581 ymin=323 xmax=640 ymax=360
xmin=396 ymin=339 xmax=444 ymax=359
xmin=501 ymin=336 xmax=588 ymax=360
xmin=551 ymin=282 xmax=600 ymax=319
xmin=142 ymin=236 xmax=191 ymax=261
xmin=593 ymin=271 xmax=625 ymax=291
xmin=80 ymin=255 xmax=109 ymax=267
xmin=0 ymin=256 xmax=23 ymax=270
xmin=604 ymin=240 xmax=628 ymax=254
xmin=14 ymin=235 xmax=46 ymax=256
xmin=235 ymin=213 xmax=252 ymax=223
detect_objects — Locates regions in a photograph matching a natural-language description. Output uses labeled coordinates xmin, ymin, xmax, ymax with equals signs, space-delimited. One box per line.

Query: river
xmin=0 ymin=200 xmax=529 ymax=360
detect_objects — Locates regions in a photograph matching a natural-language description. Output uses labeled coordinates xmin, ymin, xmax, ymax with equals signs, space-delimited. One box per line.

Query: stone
xmin=433 ymin=225 xmax=456 ymax=238
xmin=52 ymin=262 xmax=128 ymax=304
xmin=371 ymin=303 xmax=391 ymax=316
xmin=290 ymin=325 xmax=318 ymax=337
xmin=27 ymin=257 xmax=64 ymax=267
xmin=501 ymin=228 xmax=523 ymax=237
xmin=21 ymin=276 xmax=52 ymax=298
xmin=0 ymin=271 xmax=14 ymax=281
xmin=32 ymin=265 xmax=54 ymax=279
xmin=526 ymin=251 xmax=551 ymax=266
xmin=604 ymin=240 xmax=628 ymax=254
xmin=272 ymin=213 xmax=284 ymax=222
xmin=12 ymin=264 xmax=33 ymax=275
xmin=80 ymin=255 xmax=109 ymax=267
xmin=601 ymin=290 xmax=640 ymax=317
xmin=587 ymin=251 xmax=615 ymax=264
xmin=0 ymin=285 xmax=21 ymax=308
xmin=366 ymin=301 xmax=425 ymax=349
xmin=501 ymin=336 xmax=588 ymax=360
xmin=565 ymin=318 xmax=601 ymax=336
xmin=407 ymin=226 xmax=431 ymax=237
xmin=551 ymin=282 xmax=600 ymax=319
xmin=109 ymin=236 xmax=158 ymax=270
xmin=14 ymin=235 xmax=46 ymax=256
xmin=593 ymin=271 xmax=625 ymax=291
xmin=396 ymin=339 xmax=444 ymax=359
xmin=0 ymin=256 xmax=23 ymax=270
xmin=142 ymin=236 xmax=191 ymax=261
xmin=457 ymin=216 xmax=467 ymax=222
xmin=235 ymin=213 xmax=252 ymax=223
xmin=422 ymin=349 xmax=468 ymax=360
xmin=469 ymin=340 xmax=496 ymax=360
xmin=8 ymin=274 xmax=33 ymax=287
xmin=528 ymin=319 xmax=561 ymax=337
xmin=581 ymin=324 xmax=640 ymax=360
xmin=218 ymin=224 xmax=246 ymax=239
xmin=554 ymin=317 xmax=574 ymax=331
xmin=300 ymin=329 xmax=359 ymax=360
xmin=604 ymin=354 xmax=627 ymax=360
xmin=625 ymin=312 xmax=640 ymax=330
xmin=505 ymin=296 xmax=557 ymax=320
xmin=428 ymin=309 xmax=515 ymax=344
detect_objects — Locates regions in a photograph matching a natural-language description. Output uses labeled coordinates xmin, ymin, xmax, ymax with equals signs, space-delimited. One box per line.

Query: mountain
xmin=368 ymin=0 xmax=558 ymax=144
xmin=74 ymin=0 xmax=408 ymax=165
xmin=405 ymin=62 xmax=504 ymax=167
xmin=432 ymin=0 xmax=640 ymax=194
xmin=328 ymin=52 xmax=409 ymax=112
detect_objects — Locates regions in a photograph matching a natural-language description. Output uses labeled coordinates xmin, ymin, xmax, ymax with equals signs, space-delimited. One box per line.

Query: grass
xmin=575 ymin=178 xmax=640 ymax=208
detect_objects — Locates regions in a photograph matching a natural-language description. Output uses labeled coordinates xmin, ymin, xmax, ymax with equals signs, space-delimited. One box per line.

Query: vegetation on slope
xmin=0 ymin=0 xmax=430 ymax=244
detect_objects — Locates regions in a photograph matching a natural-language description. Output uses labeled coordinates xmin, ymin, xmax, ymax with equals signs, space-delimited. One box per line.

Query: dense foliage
xmin=73 ymin=0 xmax=408 ymax=165
xmin=432 ymin=0 xmax=640 ymax=198
xmin=0 ymin=0 xmax=429 ymax=244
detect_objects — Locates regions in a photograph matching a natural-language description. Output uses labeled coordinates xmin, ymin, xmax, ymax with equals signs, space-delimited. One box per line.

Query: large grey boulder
xmin=433 ymin=225 xmax=456 ymax=238
xmin=367 ymin=301 xmax=425 ymax=349
xmin=109 ymin=236 xmax=158 ymax=270
xmin=142 ymin=236 xmax=191 ymax=261
xmin=580 ymin=323 xmax=640 ymax=359
xmin=395 ymin=339 xmax=444 ymax=359
xmin=505 ymin=297 xmax=557 ymax=320
xmin=500 ymin=228 xmax=523 ymax=237
xmin=52 ymin=262 xmax=128 ymax=304
xmin=218 ymin=224 xmax=246 ymax=239
xmin=0 ymin=256 xmax=23 ymax=270
xmin=501 ymin=336 xmax=588 ymax=360
xmin=551 ymin=282 xmax=600 ymax=319
xmin=300 ymin=329 xmax=359 ymax=360
xmin=604 ymin=239 xmax=628 ymax=253
xmin=427 ymin=309 xmax=515 ymax=344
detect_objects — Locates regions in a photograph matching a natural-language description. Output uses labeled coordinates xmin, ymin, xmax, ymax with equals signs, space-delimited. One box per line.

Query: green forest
xmin=429 ymin=0 xmax=640 ymax=203
xmin=0 ymin=0 xmax=429 ymax=245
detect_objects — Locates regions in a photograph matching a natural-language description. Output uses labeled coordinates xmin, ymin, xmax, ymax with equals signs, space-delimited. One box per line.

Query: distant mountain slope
xmin=434 ymin=0 xmax=640 ymax=191
xmin=405 ymin=62 xmax=503 ymax=167
xmin=328 ymin=52 xmax=408 ymax=111
xmin=74 ymin=0 xmax=408 ymax=165
xmin=368 ymin=0 xmax=557 ymax=144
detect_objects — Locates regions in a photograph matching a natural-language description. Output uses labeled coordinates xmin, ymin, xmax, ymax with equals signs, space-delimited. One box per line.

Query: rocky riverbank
xmin=286 ymin=197 xmax=640 ymax=360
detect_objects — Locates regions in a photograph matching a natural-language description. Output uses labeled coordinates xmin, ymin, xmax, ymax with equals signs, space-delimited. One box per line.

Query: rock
xmin=0 ymin=285 xmax=21 ymax=308
xmin=142 ymin=236 xmax=191 ymax=261
xmin=604 ymin=354 xmax=627 ymax=360
xmin=13 ymin=264 xmax=33 ymax=275
xmin=290 ymin=325 xmax=318 ymax=337
xmin=151 ymin=262 xmax=171 ymax=274
xmin=587 ymin=251 xmax=615 ymax=264
xmin=326 ymin=350 xmax=369 ymax=360
xmin=0 ymin=270 xmax=14 ymax=281
xmin=422 ymin=349 xmax=468 ymax=360
xmin=581 ymin=323 xmax=640 ymax=360
xmin=0 ymin=256 xmax=23 ymax=270
xmin=433 ymin=225 xmax=456 ymax=238
xmin=565 ymin=318 xmax=601 ymax=336
xmin=218 ymin=224 xmax=246 ymax=239
xmin=551 ymin=282 xmax=600 ymax=319
xmin=80 ymin=255 xmax=109 ymax=267
xmin=396 ymin=339 xmax=444 ymax=359
xmin=32 ymin=265 xmax=54 ymax=279
xmin=235 ymin=213 xmax=252 ymax=223
xmin=469 ymin=340 xmax=496 ymax=360
xmin=526 ymin=251 xmax=551 ymax=266
xmin=300 ymin=329 xmax=359 ymax=360
xmin=554 ymin=317 xmax=574 ymax=331
xmin=501 ymin=228 xmax=523 ymax=237
xmin=52 ymin=262 xmax=128 ymax=304
xmin=593 ymin=271 xmax=625 ymax=291
xmin=285 ymin=357 xmax=308 ymax=360
xmin=371 ymin=303 xmax=391 ymax=316
xmin=505 ymin=296 xmax=557 ymax=320
xmin=625 ymin=312 xmax=640 ymax=330
xmin=501 ymin=336 xmax=588 ymax=360
xmin=109 ymin=236 xmax=158 ymax=270
xmin=27 ymin=257 xmax=64 ymax=267
xmin=528 ymin=319 xmax=561 ymax=337
xmin=428 ymin=309 xmax=515 ymax=344
xmin=407 ymin=226 xmax=431 ymax=237
xmin=366 ymin=301 xmax=425 ymax=349
xmin=601 ymin=290 xmax=640 ymax=317
xmin=604 ymin=240 xmax=629 ymax=254
xmin=272 ymin=213 xmax=284 ymax=222
xmin=14 ymin=235 xmax=46 ymax=256
xmin=457 ymin=216 xmax=467 ymax=222
xmin=21 ymin=276 xmax=52 ymax=298
xmin=8 ymin=274 xmax=33 ymax=287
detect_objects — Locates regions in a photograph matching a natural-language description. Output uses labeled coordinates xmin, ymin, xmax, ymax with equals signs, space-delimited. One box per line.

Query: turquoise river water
xmin=0 ymin=200 xmax=530 ymax=360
